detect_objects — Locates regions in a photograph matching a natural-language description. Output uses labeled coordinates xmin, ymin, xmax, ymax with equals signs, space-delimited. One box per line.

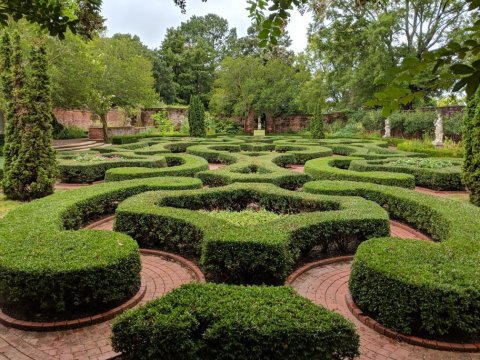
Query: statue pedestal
xmin=254 ymin=130 xmax=265 ymax=137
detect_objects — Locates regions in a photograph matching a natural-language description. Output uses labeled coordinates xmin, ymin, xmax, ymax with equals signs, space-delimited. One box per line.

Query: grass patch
xmin=0 ymin=195 xmax=21 ymax=218
xmin=198 ymin=208 xmax=285 ymax=227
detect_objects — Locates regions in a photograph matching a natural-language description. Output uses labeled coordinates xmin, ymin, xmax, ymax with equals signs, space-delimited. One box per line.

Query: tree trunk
xmin=100 ymin=114 xmax=109 ymax=142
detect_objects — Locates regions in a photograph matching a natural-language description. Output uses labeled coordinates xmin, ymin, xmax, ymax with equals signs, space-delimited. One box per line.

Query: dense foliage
xmin=463 ymin=89 xmax=480 ymax=206
xmin=310 ymin=101 xmax=324 ymax=139
xmin=2 ymin=33 xmax=58 ymax=200
xmin=112 ymin=283 xmax=360 ymax=360
xmin=188 ymin=95 xmax=206 ymax=137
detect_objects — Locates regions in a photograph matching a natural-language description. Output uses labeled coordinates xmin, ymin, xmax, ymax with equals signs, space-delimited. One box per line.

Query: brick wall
xmin=89 ymin=126 xmax=146 ymax=140
xmin=53 ymin=109 xmax=127 ymax=130
xmin=139 ymin=107 xmax=189 ymax=129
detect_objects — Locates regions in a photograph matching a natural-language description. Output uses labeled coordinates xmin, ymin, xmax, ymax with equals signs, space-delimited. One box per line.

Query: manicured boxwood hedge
xmin=304 ymin=180 xmax=480 ymax=338
xmin=104 ymin=154 xmax=209 ymax=182
xmin=305 ymin=156 xmax=416 ymax=188
xmin=112 ymin=283 xmax=360 ymax=360
xmin=115 ymin=183 xmax=389 ymax=282
xmin=349 ymin=158 xmax=463 ymax=190
xmin=58 ymin=153 xmax=167 ymax=183
xmin=0 ymin=177 xmax=202 ymax=314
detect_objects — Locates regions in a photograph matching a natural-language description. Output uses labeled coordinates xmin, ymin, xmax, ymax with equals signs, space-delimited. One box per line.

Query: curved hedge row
xmin=304 ymin=180 xmax=480 ymax=338
xmin=304 ymin=156 xmax=416 ymax=188
xmin=104 ymin=154 xmax=209 ymax=182
xmin=112 ymin=283 xmax=360 ymax=360
xmin=349 ymin=158 xmax=463 ymax=190
xmin=58 ymin=152 xmax=167 ymax=183
xmin=0 ymin=177 xmax=202 ymax=314
xmin=115 ymin=183 xmax=389 ymax=282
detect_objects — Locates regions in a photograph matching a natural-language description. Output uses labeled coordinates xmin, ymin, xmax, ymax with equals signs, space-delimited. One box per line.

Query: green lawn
xmin=0 ymin=195 xmax=21 ymax=218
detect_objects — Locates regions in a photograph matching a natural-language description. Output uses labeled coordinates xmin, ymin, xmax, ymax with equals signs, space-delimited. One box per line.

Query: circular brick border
xmin=286 ymin=256 xmax=480 ymax=353
xmin=0 ymin=249 xmax=205 ymax=332
xmin=0 ymin=280 xmax=147 ymax=332
xmin=345 ymin=292 xmax=480 ymax=353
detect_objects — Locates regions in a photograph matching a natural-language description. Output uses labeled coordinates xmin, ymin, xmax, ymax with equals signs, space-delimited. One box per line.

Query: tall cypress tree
xmin=5 ymin=46 xmax=58 ymax=200
xmin=463 ymin=89 xmax=480 ymax=206
xmin=3 ymin=31 xmax=27 ymax=198
xmin=310 ymin=101 xmax=325 ymax=139
xmin=188 ymin=95 xmax=206 ymax=137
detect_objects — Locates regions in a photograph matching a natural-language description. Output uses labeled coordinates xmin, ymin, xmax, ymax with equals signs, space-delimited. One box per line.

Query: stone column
xmin=432 ymin=111 xmax=444 ymax=148
xmin=383 ymin=118 xmax=391 ymax=138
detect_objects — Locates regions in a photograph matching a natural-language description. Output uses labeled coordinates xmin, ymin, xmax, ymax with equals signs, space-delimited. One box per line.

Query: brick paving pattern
xmin=0 ymin=253 xmax=200 ymax=360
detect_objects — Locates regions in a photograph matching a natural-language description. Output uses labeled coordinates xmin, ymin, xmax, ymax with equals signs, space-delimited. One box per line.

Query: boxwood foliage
xmin=349 ymin=158 xmax=463 ymax=190
xmin=187 ymin=144 xmax=324 ymax=189
xmin=111 ymin=283 xmax=360 ymax=360
xmin=58 ymin=152 xmax=168 ymax=183
xmin=304 ymin=180 xmax=480 ymax=338
xmin=104 ymin=154 xmax=209 ymax=182
xmin=115 ymin=183 xmax=389 ymax=283
xmin=305 ymin=156 xmax=416 ymax=188
xmin=0 ymin=177 xmax=202 ymax=314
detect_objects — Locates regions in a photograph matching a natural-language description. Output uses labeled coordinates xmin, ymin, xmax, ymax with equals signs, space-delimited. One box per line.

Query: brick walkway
xmin=0 ymin=253 xmax=201 ymax=360
xmin=208 ymin=163 xmax=226 ymax=171
xmin=290 ymin=261 xmax=480 ymax=360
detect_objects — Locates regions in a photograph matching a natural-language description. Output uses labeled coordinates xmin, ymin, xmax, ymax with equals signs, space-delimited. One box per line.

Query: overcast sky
xmin=101 ymin=0 xmax=312 ymax=52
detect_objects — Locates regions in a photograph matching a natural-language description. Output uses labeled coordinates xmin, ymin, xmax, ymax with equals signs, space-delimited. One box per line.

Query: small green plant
xmin=54 ymin=125 xmax=87 ymax=139
xmin=72 ymin=154 xmax=125 ymax=163
xmin=390 ymin=158 xmax=455 ymax=169
xmin=198 ymin=208 xmax=285 ymax=227
xmin=152 ymin=110 xmax=175 ymax=134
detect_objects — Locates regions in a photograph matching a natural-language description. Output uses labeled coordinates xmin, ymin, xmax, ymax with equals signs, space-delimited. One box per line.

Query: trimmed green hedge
xmin=58 ymin=153 xmax=167 ymax=183
xmin=104 ymin=154 xmax=209 ymax=182
xmin=115 ymin=183 xmax=389 ymax=282
xmin=305 ymin=156 xmax=416 ymax=188
xmin=0 ymin=177 xmax=202 ymax=314
xmin=304 ymin=180 xmax=480 ymax=338
xmin=112 ymin=283 xmax=359 ymax=360
xmin=349 ymin=158 xmax=463 ymax=190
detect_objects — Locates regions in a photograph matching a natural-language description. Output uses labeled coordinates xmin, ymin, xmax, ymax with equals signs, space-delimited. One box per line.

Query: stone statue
xmin=258 ymin=116 xmax=262 ymax=130
xmin=432 ymin=112 xmax=444 ymax=147
xmin=383 ymin=118 xmax=391 ymax=138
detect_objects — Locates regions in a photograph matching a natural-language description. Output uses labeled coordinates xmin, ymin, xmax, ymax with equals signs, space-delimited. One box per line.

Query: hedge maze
xmin=0 ymin=135 xmax=475 ymax=358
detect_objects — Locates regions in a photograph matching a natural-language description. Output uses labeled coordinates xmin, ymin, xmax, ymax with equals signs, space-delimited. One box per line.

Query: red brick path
xmin=290 ymin=261 xmax=480 ymax=360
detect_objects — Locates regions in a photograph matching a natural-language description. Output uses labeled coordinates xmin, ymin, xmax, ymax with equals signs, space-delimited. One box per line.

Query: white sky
xmin=101 ymin=0 xmax=312 ymax=52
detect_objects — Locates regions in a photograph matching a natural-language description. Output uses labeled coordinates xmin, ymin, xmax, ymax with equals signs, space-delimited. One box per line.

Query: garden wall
xmin=139 ymin=107 xmax=188 ymax=129
xmin=53 ymin=109 xmax=127 ymax=129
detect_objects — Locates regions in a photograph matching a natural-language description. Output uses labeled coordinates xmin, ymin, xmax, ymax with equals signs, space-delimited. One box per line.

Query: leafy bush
xmin=115 ymin=183 xmax=389 ymax=283
xmin=389 ymin=111 xmax=436 ymax=137
xmin=53 ymin=125 xmax=87 ymax=139
xmin=152 ymin=110 xmax=176 ymax=133
xmin=214 ymin=119 xmax=243 ymax=135
xmin=112 ymin=283 xmax=360 ymax=360
xmin=0 ymin=177 xmax=202 ymax=314
xmin=304 ymin=180 xmax=480 ymax=338
xmin=397 ymin=139 xmax=464 ymax=158
xmin=304 ymin=156 xmax=416 ymax=188
xmin=349 ymin=158 xmax=463 ymax=190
